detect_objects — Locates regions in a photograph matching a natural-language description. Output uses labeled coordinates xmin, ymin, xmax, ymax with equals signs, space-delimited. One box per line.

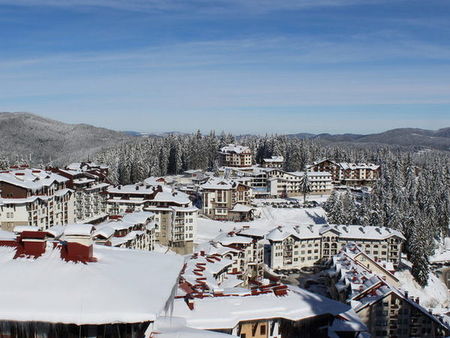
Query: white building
xmin=218 ymin=144 xmax=253 ymax=168
xmin=231 ymin=168 xmax=332 ymax=198
xmin=267 ymin=224 xmax=405 ymax=271
xmin=308 ymin=159 xmax=380 ymax=185
xmin=106 ymin=180 xmax=198 ymax=254
xmin=92 ymin=211 xmax=157 ymax=251
xmin=51 ymin=166 xmax=110 ymax=224
xmin=327 ymin=243 xmax=450 ymax=338
xmin=262 ymin=155 xmax=284 ymax=168
xmin=200 ymin=178 xmax=254 ymax=221
xmin=0 ymin=168 xmax=75 ymax=231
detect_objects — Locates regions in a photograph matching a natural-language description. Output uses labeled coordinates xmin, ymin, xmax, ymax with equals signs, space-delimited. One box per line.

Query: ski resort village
xmin=0 ymin=142 xmax=449 ymax=338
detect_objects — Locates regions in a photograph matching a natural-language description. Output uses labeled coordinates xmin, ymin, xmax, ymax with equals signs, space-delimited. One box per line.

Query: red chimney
xmin=60 ymin=241 xmax=96 ymax=263
xmin=14 ymin=231 xmax=47 ymax=258
xmin=185 ymin=297 xmax=195 ymax=310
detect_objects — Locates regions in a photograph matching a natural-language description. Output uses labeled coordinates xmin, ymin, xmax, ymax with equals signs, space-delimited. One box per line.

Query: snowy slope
xmin=396 ymin=262 xmax=450 ymax=309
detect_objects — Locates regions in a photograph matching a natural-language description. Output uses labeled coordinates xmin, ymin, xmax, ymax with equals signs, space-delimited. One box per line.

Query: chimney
xmin=415 ymin=297 xmax=419 ymax=304
xmin=60 ymin=225 xmax=96 ymax=263
xmin=185 ymin=296 xmax=195 ymax=310
xmin=404 ymin=291 xmax=408 ymax=298
xmin=14 ymin=231 xmax=47 ymax=259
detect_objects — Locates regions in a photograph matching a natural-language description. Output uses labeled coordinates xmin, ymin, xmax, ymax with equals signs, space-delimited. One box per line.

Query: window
xmin=260 ymin=325 xmax=266 ymax=335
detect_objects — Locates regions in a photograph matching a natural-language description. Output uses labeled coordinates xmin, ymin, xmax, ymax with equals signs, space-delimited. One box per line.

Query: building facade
xmin=219 ymin=144 xmax=253 ymax=168
xmin=308 ymin=159 xmax=380 ymax=186
xmin=0 ymin=168 xmax=75 ymax=231
xmin=200 ymin=178 xmax=254 ymax=221
xmin=267 ymin=224 xmax=404 ymax=271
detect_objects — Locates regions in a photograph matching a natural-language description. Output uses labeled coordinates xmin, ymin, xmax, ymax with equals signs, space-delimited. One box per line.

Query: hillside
xmin=0 ymin=112 xmax=133 ymax=165
xmin=288 ymin=127 xmax=450 ymax=151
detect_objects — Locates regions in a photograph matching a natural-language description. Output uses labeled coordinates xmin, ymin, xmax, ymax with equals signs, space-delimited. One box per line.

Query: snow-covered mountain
xmin=0 ymin=112 xmax=133 ymax=165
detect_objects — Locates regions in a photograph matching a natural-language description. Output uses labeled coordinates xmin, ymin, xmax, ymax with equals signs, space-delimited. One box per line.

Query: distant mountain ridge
xmin=287 ymin=127 xmax=450 ymax=150
xmin=0 ymin=112 xmax=134 ymax=165
xmin=0 ymin=112 xmax=448 ymax=167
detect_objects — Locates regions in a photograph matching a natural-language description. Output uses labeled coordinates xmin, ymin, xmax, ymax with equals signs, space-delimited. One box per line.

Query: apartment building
xmin=232 ymin=167 xmax=332 ymax=198
xmin=92 ymin=212 xmax=156 ymax=251
xmin=106 ymin=181 xmax=198 ymax=254
xmin=200 ymin=177 xmax=254 ymax=221
xmin=262 ymin=156 xmax=284 ymax=168
xmin=144 ymin=189 xmax=198 ymax=254
xmin=308 ymin=159 xmax=380 ymax=186
xmin=51 ymin=164 xmax=110 ymax=224
xmin=0 ymin=168 xmax=75 ymax=231
xmin=327 ymin=244 xmax=450 ymax=338
xmin=219 ymin=144 xmax=253 ymax=168
xmin=210 ymin=230 xmax=264 ymax=285
xmin=267 ymin=224 xmax=404 ymax=271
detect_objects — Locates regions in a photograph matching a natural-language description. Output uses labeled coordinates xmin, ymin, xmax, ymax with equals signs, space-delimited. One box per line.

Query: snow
xmin=196 ymin=206 xmax=327 ymax=244
xmin=121 ymin=211 xmax=154 ymax=224
xmin=0 ymin=245 xmax=184 ymax=325
xmin=171 ymin=286 xmax=351 ymax=330
xmin=152 ymin=316 xmax=232 ymax=337
xmin=13 ymin=225 xmax=39 ymax=233
xmin=63 ymin=223 xmax=94 ymax=236
xmin=0 ymin=230 xmax=15 ymax=240
xmin=396 ymin=266 xmax=450 ymax=309
xmin=263 ymin=156 xmax=284 ymax=163
xmin=231 ymin=204 xmax=253 ymax=213
xmin=219 ymin=144 xmax=250 ymax=155
xmin=0 ymin=168 xmax=68 ymax=191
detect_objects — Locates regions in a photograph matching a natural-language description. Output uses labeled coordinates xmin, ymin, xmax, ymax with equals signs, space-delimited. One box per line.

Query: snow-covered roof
xmin=92 ymin=226 xmax=115 ymax=240
xmin=219 ymin=144 xmax=251 ymax=155
xmin=144 ymin=176 xmax=168 ymax=186
xmin=63 ymin=224 xmax=94 ymax=237
xmin=152 ymin=316 xmax=233 ymax=338
xmin=339 ymin=163 xmax=380 ymax=170
xmin=66 ymin=162 xmax=108 ymax=171
xmin=13 ymin=226 xmax=39 ymax=233
xmin=0 ymin=168 xmax=68 ymax=192
xmin=121 ymin=211 xmax=154 ymax=224
xmin=46 ymin=225 xmax=65 ymax=238
xmin=85 ymin=182 xmax=110 ymax=191
xmin=200 ymin=177 xmax=234 ymax=190
xmin=231 ymin=204 xmax=253 ymax=213
xmin=0 ymin=230 xmax=16 ymax=241
xmin=0 ymin=245 xmax=183 ymax=325
xmin=215 ymin=233 xmax=254 ymax=246
xmin=107 ymin=184 xmax=157 ymax=194
xmin=110 ymin=231 xmax=145 ymax=247
xmin=263 ymin=156 xmax=284 ymax=163
xmin=266 ymin=224 xmax=405 ymax=242
xmin=172 ymin=287 xmax=351 ymax=330
xmin=153 ymin=189 xmax=191 ymax=205
xmin=183 ymin=254 xmax=234 ymax=292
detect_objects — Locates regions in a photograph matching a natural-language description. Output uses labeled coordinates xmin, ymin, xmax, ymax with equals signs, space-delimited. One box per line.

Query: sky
xmin=0 ymin=0 xmax=449 ymax=134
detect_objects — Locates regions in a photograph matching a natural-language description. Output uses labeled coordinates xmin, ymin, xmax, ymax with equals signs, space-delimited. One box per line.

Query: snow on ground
xmin=253 ymin=194 xmax=331 ymax=205
xmin=196 ymin=206 xmax=327 ymax=244
xmin=396 ymin=263 xmax=450 ymax=310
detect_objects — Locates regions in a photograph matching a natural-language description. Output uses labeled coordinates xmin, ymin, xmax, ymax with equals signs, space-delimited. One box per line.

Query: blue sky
xmin=0 ymin=0 xmax=449 ymax=134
